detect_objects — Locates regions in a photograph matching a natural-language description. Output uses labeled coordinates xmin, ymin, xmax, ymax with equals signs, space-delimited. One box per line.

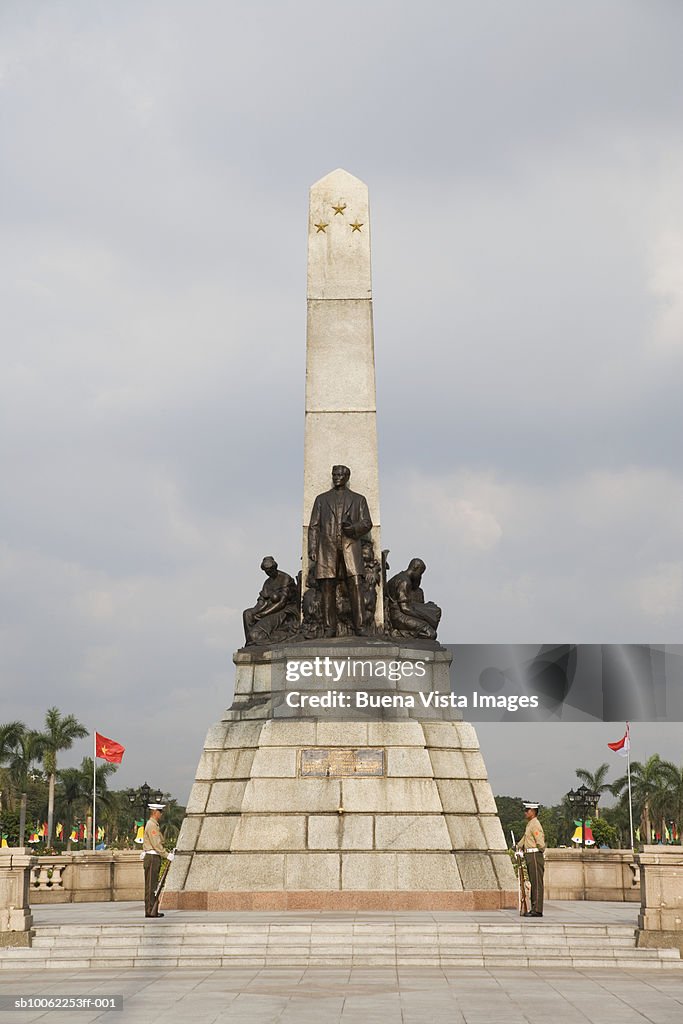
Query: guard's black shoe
xmin=149 ymin=913 xmax=164 ymax=918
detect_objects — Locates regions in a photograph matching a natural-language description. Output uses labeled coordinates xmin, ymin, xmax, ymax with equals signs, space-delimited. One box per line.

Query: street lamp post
xmin=128 ymin=783 xmax=164 ymax=844
xmin=567 ymin=784 xmax=600 ymax=849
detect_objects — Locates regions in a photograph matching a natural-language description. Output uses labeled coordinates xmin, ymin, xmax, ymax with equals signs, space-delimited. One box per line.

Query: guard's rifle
xmin=511 ymin=830 xmax=529 ymax=916
xmin=150 ymin=851 xmax=175 ymax=917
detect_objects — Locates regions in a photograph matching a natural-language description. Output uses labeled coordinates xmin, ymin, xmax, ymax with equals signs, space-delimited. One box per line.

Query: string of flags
xmin=24 ymin=823 xmax=105 ymax=844
xmin=20 ymin=820 xmax=157 ymax=845
xmin=13 ymin=816 xmax=155 ymax=846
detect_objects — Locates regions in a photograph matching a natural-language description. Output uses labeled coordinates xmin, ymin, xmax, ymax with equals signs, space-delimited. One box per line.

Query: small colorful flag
xmin=97 ymin=825 xmax=105 ymax=841
xmin=607 ymin=723 xmax=630 ymax=757
xmin=571 ymin=820 xmax=595 ymax=846
xmin=134 ymin=820 xmax=144 ymax=844
xmin=95 ymin=732 xmax=125 ymax=763
xmin=1 ymin=834 xmax=8 ymax=848
xmin=56 ymin=823 xmax=63 ymax=839
xmin=69 ymin=826 xmax=79 ymax=842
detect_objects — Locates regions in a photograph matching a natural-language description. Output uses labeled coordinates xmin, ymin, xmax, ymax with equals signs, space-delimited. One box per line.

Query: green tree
xmin=494 ymin=796 xmax=527 ymax=847
xmin=649 ymin=761 xmax=683 ymax=844
xmin=55 ymin=767 xmax=86 ymax=848
xmin=0 ymin=721 xmax=26 ymax=811
xmin=157 ymin=796 xmax=185 ymax=847
xmin=0 ymin=809 xmax=20 ymax=846
xmin=575 ymin=762 xmax=612 ymax=818
xmin=599 ymin=804 xmax=629 ymax=848
xmin=55 ymin=758 xmax=117 ymax=848
xmin=611 ymin=754 xmax=675 ymax=844
xmin=664 ymin=764 xmax=683 ymax=846
xmin=537 ymin=806 xmax=559 ymax=848
xmin=591 ymin=818 xmax=619 ymax=848
xmin=9 ymin=730 xmax=47 ymax=797
xmin=80 ymin=756 xmax=118 ymax=814
xmin=37 ymin=708 xmax=88 ymax=846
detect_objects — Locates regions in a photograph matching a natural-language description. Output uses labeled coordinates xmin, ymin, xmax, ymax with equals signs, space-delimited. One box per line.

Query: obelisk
xmin=303 ymin=169 xmax=382 ymax=623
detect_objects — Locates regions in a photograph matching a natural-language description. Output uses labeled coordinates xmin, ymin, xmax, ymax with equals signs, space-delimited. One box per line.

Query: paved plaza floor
xmin=29 ymin=898 xmax=645 ymax=926
xmin=1 ymin=964 xmax=683 ymax=1024
xmin=0 ymin=903 xmax=680 ymax=1023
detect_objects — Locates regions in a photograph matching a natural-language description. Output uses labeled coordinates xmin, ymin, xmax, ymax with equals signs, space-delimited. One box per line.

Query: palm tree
xmin=79 ymin=757 xmax=117 ymax=810
xmin=611 ymin=754 xmax=673 ymax=843
xmin=157 ymin=796 xmax=185 ymax=847
xmin=575 ymin=762 xmax=612 ymax=818
xmin=37 ymin=708 xmax=88 ymax=846
xmin=56 ymin=767 xmax=86 ymax=849
xmin=75 ymin=761 xmax=118 ymax=847
xmin=650 ymin=761 xmax=683 ymax=845
xmin=0 ymin=721 xmax=26 ymax=811
xmin=667 ymin=764 xmax=683 ymax=846
xmin=9 ymin=730 xmax=47 ymax=796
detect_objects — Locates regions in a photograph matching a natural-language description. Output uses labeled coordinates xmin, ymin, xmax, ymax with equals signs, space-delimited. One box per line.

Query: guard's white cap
xmin=148 ymin=803 xmax=165 ymax=811
xmin=522 ymin=801 xmax=540 ymax=810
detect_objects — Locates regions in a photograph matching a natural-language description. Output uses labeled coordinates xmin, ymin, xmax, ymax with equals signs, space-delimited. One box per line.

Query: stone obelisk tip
xmin=310 ymin=168 xmax=367 ymax=191
xmin=308 ymin=169 xmax=371 ymax=301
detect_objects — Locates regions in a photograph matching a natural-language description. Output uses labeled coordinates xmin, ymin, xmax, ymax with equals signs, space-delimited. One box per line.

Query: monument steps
xmin=2 ymin=921 xmax=681 ymax=969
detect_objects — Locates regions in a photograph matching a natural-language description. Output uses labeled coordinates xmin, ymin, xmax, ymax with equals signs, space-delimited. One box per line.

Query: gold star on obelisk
xmin=314 ymin=221 xmax=328 ymax=233
xmin=332 ymin=202 xmax=347 ymax=215
xmin=350 ymin=220 xmax=363 ymax=232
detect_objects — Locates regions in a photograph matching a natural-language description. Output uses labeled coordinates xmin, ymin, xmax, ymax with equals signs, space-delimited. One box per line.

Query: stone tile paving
xmin=0 ymin=966 xmax=682 ymax=1023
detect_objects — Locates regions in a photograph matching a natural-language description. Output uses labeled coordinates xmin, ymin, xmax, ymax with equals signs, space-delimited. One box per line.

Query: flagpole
xmin=626 ymin=722 xmax=634 ymax=851
xmin=92 ymin=732 xmax=96 ymax=852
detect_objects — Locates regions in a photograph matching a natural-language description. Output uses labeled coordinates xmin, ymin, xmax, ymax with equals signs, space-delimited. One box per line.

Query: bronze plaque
xmin=299 ymin=747 xmax=385 ymax=778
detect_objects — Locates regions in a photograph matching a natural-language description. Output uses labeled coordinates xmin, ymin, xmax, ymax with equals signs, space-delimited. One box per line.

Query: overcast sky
xmin=1 ymin=2 xmax=682 ymax=808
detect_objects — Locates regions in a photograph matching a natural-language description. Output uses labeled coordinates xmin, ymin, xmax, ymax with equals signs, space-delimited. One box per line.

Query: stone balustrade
xmin=26 ymin=851 xmax=144 ymax=904
xmin=544 ymin=848 xmax=640 ymax=902
xmin=0 ymin=849 xmax=36 ymax=946
xmin=636 ymin=845 xmax=683 ymax=954
xmin=9 ymin=847 xmax=651 ymax=905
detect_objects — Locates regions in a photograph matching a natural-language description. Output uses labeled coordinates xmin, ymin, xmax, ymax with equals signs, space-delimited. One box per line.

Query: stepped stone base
xmin=4 ymin=913 xmax=683 ymax=969
xmin=164 ymin=890 xmax=512 ymax=910
xmin=165 ymin=642 xmax=516 ymax=910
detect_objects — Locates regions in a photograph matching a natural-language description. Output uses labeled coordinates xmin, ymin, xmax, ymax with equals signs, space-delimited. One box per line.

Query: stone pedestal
xmin=0 ymin=849 xmax=36 ymax=947
xmin=636 ymin=845 xmax=683 ymax=954
xmin=164 ymin=643 xmax=516 ymax=910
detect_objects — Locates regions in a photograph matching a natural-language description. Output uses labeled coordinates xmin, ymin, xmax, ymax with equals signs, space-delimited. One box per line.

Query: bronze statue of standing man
xmin=308 ymin=465 xmax=372 ymax=637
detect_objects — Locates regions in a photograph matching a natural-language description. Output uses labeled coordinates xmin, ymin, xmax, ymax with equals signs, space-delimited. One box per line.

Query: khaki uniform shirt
xmin=518 ymin=816 xmax=546 ymax=853
xmin=143 ymin=817 xmax=167 ymax=857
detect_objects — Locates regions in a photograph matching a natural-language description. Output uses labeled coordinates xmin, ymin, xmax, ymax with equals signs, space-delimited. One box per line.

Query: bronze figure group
xmin=242 ymin=465 xmax=441 ymax=646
